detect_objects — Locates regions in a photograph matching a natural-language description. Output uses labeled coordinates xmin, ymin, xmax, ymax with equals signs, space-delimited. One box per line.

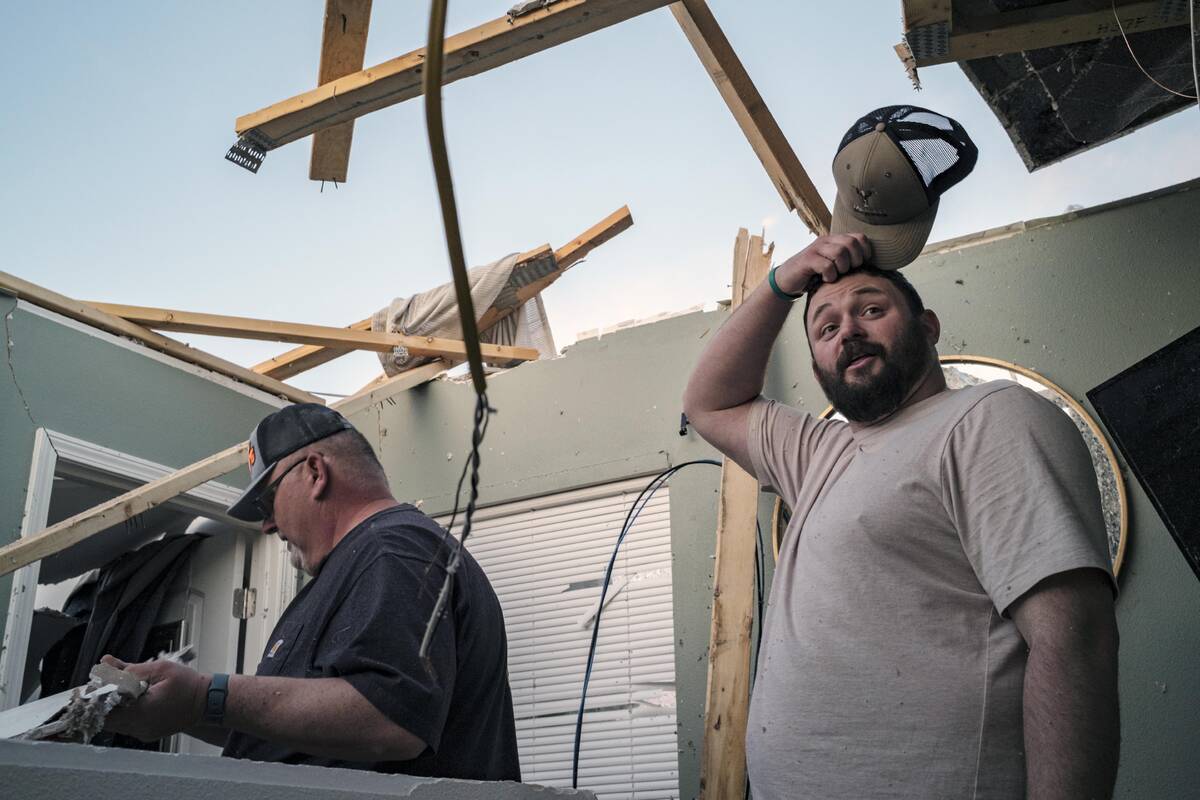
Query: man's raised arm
xmin=682 ymin=234 xmax=870 ymax=472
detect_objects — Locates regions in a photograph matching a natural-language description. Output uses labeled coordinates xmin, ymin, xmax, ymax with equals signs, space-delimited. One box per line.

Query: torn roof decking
xmin=899 ymin=0 xmax=1198 ymax=170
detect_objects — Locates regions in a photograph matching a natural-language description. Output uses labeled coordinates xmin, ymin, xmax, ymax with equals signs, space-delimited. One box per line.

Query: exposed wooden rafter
xmin=235 ymin=0 xmax=672 ymax=153
xmin=0 ymin=272 xmax=321 ymax=405
xmin=670 ymin=0 xmax=830 ymax=234
xmin=699 ymin=228 xmax=773 ymax=800
xmin=252 ymin=206 xmax=634 ymax=381
xmin=310 ymin=0 xmax=374 ymax=183
xmin=87 ymin=303 xmax=540 ymax=365
xmin=900 ymin=0 xmax=1193 ymax=69
xmin=0 ymin=359 xmax=453 ymax=578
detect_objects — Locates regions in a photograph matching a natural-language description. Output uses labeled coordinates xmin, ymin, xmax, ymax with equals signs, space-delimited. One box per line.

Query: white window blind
xmin=439 ymin=477 xmax=678 ymax=799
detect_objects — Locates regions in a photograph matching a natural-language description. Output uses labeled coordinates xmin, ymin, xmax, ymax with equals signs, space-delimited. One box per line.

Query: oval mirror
xmin=771 ymin=356 xmax=1128 ymax=577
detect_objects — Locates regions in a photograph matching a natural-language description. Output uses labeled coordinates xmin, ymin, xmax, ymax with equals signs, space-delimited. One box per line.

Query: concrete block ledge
xmin=0 ymin=739 xmax=595 ymax=800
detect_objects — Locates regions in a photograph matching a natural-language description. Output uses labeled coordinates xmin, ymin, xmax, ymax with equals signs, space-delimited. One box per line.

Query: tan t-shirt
xmin=744 ymin=381 xmax=1113 ymax=800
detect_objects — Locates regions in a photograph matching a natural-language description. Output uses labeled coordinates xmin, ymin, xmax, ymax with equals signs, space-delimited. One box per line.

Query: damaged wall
xmin=0 ymin=299 xmax=284 ymax=630
xmin=355 ymin=178 xmax=1200 ymax=799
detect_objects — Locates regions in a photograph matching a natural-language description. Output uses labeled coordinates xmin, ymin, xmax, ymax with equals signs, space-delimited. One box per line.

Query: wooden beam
xmin=699 ymin=228 xmax=773 ymax=800
xmin=900 ymin=0 xmax=953 ymax=65
xmin=0 ymin=444 xmax=248 ymax=578
xmin=0 ymin=272 xmax=321 ymax=405
xmin=310 ymin=0 xmax=374 ymax=183
xmin=87 ymin=303 xmax=540 ymax=365
xmin=905 ymin=0 xmax=1191 ymax=67
xmin=670 ymin=0 xmax=830 ymax=235
xmin=334 ymin=359 xmax=454 ymax=417
xmin=235 ymin=0 xmax=673 ymax=151
xmin=0 ymin=361 xmax=452 ymax=578
xmin=249 ymin=245 xmax=551 ymax=381
xmin=253 ymin=206 xmax=633 ymax=381
xmin=477 ymin=206 xmax=633 ymax=330
xmin=902 ymin=0 xmax=952 ymax=30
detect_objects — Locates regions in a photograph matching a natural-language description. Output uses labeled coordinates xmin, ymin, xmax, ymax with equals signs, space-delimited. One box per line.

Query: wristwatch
xmin=203 ymin=673 xmax=229 ymax=725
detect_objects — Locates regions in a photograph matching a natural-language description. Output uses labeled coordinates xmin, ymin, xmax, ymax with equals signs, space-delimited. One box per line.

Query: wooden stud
xmin=670 ymin=0 xmax=830 ymax=235
xmin=699 ymin=229 xmax=773 ymax=800
xmin=310 ymin=0 xmax=374 ymax=183
xmin=0 ymin=272 xmax=321 ymax=405
xmin=253 ymin=206 xmax=633 ymax=381
xmin=252 ymin=318 xmax=373 ymax=382
xmin=904 ymin=0 xmax=1190 ymax=67
xmin=88 ymin=303 xmax=540 ymax=365
xmin=0 ymin=360 xmax=453 ymax=578
xmin=235 ymin=0 xmax=673 ymax=151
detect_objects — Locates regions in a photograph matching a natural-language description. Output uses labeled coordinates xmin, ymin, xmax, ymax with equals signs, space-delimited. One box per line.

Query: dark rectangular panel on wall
xmin=1088 ymin=325 xmax=1200 ymax=581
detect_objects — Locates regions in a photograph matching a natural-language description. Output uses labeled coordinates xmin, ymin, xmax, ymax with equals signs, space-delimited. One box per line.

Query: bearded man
xmin=682 ymin=107 xmax=1119 ymax=800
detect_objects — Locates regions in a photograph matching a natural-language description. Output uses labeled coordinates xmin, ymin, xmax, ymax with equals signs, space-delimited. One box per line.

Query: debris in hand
xmin=13 ymin=645 xmax=194 ymax=744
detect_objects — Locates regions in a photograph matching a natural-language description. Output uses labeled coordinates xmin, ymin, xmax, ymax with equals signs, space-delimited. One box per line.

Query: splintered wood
xmin=699 ymin=229 xmax=772 ymax=800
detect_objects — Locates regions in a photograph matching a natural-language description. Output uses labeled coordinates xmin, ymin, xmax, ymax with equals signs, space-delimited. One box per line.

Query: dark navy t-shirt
xmin=222 ymin=504 xmax=520 ymax=780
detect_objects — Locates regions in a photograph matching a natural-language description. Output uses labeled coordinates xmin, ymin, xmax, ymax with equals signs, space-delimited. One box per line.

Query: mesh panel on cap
xmin=836 ymin=104 xmax=978 ymax=205
xmin=900 ymin=138 xmax=960 ymax=187
xmin=896 ymin=110 xmax=954 ymax=130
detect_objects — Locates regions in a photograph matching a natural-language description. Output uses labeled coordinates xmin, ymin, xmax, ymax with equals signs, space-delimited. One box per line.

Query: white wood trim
xmin=15 ymin=300 xmax=290 ymax=409
xmin=0 ymin=428 xmax=248 ymax=709
xmin=0 ymin=430 xmax=56 ymax=710
xmin=46 ymin=430 xmax=243 ymax=509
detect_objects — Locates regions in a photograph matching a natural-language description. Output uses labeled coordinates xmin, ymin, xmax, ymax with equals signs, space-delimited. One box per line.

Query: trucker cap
xmin=831 ymin=105 xmax=977 ymax=270
xmin=226 ymin=403 xmax=355 ymax=522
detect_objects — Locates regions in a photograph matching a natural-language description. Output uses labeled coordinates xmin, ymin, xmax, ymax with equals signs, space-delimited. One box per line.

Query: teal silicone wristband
xmin=203 ymin=672 xmax=229 ymax=725
xmin=767 ymin=266 xmax=804 ymax=301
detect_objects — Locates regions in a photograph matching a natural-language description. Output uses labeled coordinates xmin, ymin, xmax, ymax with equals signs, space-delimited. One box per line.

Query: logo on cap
xmin=853 ymin=186 xmax=888 ymax=218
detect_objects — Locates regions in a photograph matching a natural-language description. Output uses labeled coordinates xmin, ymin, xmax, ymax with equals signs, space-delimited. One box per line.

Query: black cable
xmin=418 ymin=392 xmax=492 ymax=669
xmin=745 ymin=521 xmax=766 ymax=800
xmin=417 ymin=0 xmax=494 ymax=667
xmin=571 ymin=459 xmax=721 ymax=789
xmin=753 ymin=519 xmax=765 ymax=681
xmin=423 ymin=0 xmax=487 ymax=394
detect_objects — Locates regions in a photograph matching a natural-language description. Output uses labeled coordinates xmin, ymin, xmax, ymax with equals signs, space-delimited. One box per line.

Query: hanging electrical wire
xmin=417 ymin=0 xmax=495 ymax=669
xmin=1112 ymin=0 xmax=1199 ymax=100
xmin=567 ymin=458 xmax=778 ymax=791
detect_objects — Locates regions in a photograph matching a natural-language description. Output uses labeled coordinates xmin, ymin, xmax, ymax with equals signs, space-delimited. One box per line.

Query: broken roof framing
xmin=2 ymin=3 xmax=836 ymax=796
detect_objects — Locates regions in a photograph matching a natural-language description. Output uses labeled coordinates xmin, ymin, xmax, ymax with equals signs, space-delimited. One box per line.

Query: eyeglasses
xmin=251 ymin=457 xmax=306 ymax=520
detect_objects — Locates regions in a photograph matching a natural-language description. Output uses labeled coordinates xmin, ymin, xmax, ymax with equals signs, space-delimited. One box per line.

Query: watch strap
xmin=203 ymin=672 xmax=229 ymax=725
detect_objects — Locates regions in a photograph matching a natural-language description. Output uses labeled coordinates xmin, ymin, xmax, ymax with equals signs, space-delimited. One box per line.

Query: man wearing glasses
xmin=102 ymin=404 xmax=520 ymax=780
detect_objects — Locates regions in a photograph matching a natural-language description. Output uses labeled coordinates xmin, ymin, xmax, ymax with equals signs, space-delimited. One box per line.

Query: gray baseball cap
xmin=226 ymin=403 xmax=354 ymax=522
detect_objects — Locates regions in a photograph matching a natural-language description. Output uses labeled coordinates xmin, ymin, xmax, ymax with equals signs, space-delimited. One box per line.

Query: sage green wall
xmin=347 ymin=311 xmax=735 ymax=800
xmin=0 ymin=298 xmax=282 ymax=630
xmin=354 ymin=179 xmax=1200 ymax=799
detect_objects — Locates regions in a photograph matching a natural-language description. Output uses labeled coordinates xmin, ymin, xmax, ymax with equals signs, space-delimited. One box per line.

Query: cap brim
xmin=225 ymin=460 xmax=277 ymax=522
xmin=830 ymin=193 xmax=938 ymax=271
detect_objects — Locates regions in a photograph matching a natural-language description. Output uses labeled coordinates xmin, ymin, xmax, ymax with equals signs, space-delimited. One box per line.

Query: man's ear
xmin=920 ymin=309 xmax=941 ymax=346
xmin=308 ymin=453 xmax=330 ymax=500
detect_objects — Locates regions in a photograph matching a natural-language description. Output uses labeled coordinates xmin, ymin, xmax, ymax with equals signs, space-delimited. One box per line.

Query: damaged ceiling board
xmin=930 ymin=0 xmax=1198 ymax=170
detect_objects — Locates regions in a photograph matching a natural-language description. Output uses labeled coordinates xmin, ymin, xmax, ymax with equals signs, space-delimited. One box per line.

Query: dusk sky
xmin=4 ymin=1 xmax=1197 ymax=397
